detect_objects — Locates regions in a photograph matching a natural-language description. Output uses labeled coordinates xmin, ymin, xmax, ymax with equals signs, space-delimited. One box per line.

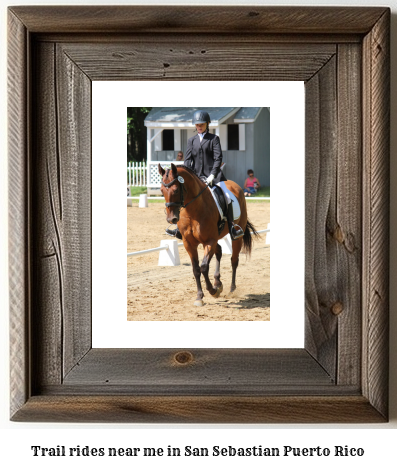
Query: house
xmin=144 ymin=107 xmax=270 ymax=193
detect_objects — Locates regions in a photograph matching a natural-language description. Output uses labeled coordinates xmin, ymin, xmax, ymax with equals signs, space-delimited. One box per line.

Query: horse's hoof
xmin=212 ymin=285 xmax=223 ymax=298
xmin=194 ymin=300 xmax=204 ymax=307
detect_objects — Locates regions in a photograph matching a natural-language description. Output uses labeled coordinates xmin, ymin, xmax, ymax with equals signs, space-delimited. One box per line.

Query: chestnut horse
xmin=159 ymin=163 xmax=258 ymax=307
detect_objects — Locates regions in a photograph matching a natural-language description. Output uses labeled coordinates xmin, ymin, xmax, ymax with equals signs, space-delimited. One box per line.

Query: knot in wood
xmin=331 ymin=302 xmax=344 ymax=316
xmin=174 ymin=351 xmax=194 ymax=365
xmin=333 ymin=225 xmax=344 ymax=244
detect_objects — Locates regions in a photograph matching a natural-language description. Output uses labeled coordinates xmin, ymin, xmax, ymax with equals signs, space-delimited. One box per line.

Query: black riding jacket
xmin=184 ymin=132 xmax=226 ymax=184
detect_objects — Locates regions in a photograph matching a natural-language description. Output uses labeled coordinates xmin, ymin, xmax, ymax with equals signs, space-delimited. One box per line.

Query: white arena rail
xmin=245 ymin=197 xmax=270 ymax=200
xmin=128 ymin=226 xmax=270 ymax=264
xmin=128 ymin=229 xmax=269 ymax=256
xmin=127 ymin=245 xmax=169 ymax=257
xmin=128 ymin=240 xmax=181 ymax=266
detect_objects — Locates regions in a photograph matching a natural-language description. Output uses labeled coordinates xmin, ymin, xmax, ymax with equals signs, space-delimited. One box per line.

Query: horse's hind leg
xmin=213 ymin=243 xmax=223 ymax=294
xmin=230 ymin=238 xmax=243 ymax=292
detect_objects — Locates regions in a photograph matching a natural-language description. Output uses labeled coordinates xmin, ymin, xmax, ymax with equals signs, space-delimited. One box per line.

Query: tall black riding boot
xmin=165 ymin=227 xmax=182 ymax=240
xmin=227 ymin=203 xmax=244 ymax=240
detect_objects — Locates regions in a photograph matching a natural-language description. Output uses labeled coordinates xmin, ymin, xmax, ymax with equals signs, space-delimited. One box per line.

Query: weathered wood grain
xmin=8 ymin=10 xmax=29 ymax=419
xmin=32 ymin=42 xmax=63 ymax=388
xmin=9 ymin=6 xmax=387 ymax=34
xmin=33 ymin=33 xmax=363 ymax=45
xmin=62 ymin=349 xmax=333 ymax=390
xmin=31 ymin=41 xmax=92 ymax=387
xmin=59 ymin=42 xmax=336 ymax=82
xmin=305 ymin=56 xmax=338 ymax=378
xmin=335 ymin=44 xmax=362 ymax=386
xmin=362 ymin=9 xmax=390 ymax=419
xmin=8 ymin=6 xmax=390 ymax=423
xmin=56 ymin=45 xmax=91 ymax=377
xmin=12 ymin=396 xmax=385 ymax=424
xmin=304 ymin=43 xmax=363 ymax=385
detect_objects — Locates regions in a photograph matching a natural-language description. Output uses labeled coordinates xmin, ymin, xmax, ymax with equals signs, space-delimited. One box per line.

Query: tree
xmin=127 ymin=107 xmax=152 ymax=162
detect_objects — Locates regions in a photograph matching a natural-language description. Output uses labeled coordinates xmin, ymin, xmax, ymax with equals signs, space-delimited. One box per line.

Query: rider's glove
xmin=206 ymin=174 xmax=215 ymax=186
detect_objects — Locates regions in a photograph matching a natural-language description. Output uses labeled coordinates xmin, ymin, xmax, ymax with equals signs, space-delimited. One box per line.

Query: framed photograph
xmin=94 ymin=83 xmax=303 ymax=347
xmin=8 ymin=6 xmax=390 ymax=423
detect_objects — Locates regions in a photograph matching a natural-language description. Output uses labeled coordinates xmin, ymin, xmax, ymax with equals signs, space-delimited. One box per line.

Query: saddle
xmin=211 ymin=185 xmax=228 ymax=235
xmin=198 ymin=177 xmax=241 ymax=236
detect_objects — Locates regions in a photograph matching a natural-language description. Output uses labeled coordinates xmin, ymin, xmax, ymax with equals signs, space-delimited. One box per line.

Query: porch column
xmin=147 ymin=127 xmax=152 ymax=186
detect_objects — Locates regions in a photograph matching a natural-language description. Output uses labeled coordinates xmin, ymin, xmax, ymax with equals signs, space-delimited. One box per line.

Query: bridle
xmin=161 ymin=174 xmax=209 ymax=210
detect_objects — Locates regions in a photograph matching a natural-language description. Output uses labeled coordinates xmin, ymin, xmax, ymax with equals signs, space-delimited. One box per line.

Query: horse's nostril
xmin=171 ymin=217 xmax=178 ymax=224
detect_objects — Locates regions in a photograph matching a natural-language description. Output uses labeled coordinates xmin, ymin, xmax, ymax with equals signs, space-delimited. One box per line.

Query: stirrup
xmin=231 ymin=224 xmax=244 ymax=240
xmin=165 ymin=225 xmax=182 ymax=240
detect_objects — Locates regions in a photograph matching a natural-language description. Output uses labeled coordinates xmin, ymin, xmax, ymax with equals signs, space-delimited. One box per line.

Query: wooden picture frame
xmin=8 ymin=6 xmax=390 ymax=423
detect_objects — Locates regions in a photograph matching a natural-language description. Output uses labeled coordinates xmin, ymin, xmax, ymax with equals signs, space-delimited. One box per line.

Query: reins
xmin=161 ymin=173 xmax=209 ymax=210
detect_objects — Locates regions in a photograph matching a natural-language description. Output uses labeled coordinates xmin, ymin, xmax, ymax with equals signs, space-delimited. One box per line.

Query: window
xmin=227 ymin=124 xmax=239 ymax=150
xmin=163 ymin=129 xmax=174 ymax=150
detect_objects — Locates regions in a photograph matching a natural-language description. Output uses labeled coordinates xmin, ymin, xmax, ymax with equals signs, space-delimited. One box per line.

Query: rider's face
xmin=195 ymin=122 xmax=207 ymax=134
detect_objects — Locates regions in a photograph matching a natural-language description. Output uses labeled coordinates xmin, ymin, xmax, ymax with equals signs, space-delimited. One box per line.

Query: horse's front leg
xmin=184 ymin=243 xmax=205 ymax=307
xmin=201 ymin=242 xmax=222 ymax=298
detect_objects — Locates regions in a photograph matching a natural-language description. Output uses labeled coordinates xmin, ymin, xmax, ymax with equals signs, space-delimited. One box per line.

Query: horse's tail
xmin=242 ymin=218 xmax=259 ymax=257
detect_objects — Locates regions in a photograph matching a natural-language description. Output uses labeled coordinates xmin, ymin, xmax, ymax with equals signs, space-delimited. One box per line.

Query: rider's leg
xmin=165 ymin=226 xmax=182 ymax=239
xmin=226 ymin=202 xmax=244 ymax=240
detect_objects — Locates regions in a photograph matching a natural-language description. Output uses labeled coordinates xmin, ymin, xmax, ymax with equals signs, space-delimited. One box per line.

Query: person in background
xmin=176 ymin=151 xmax=184 ymax=161
xmin=244 ymin=169 xmax=261 ymax=197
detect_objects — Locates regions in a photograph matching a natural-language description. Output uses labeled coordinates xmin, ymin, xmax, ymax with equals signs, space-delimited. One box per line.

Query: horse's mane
xmin=167 ymin=164 xmax=205 ymax=186
xmin=176 ymin=164 xmax=200 ymax=178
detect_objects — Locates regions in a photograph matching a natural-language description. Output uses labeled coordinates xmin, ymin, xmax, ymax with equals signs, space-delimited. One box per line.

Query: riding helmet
xmin=192 ymin=110 xmax=211 ymax=125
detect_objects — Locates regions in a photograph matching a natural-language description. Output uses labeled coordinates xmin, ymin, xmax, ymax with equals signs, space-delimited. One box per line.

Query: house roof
xmin=144 ymin=107 xmax=265 ymax=127
xmin=234 ymin=107 xmax=262 ymax=122
xmin=145 ymin=107 xmax=238 ymax=127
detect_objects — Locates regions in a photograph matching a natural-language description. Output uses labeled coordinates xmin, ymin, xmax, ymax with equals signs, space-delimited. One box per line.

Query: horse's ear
xmin=170 ymin=163 xmax=178 ymax=178
xmin=158 ymin=163 xmax=165 ymax=176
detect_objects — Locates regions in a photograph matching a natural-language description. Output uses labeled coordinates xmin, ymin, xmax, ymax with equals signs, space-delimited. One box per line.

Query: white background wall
xmin=1 ymin=0 xmax=396 ymax=469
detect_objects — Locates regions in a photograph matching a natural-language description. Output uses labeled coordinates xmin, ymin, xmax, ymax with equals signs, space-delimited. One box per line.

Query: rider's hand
xmin=206 ymin=174 xmax=215 ymax=186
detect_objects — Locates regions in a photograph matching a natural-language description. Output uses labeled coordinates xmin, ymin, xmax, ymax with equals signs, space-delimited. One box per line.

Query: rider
xmin=165 ymin=109 xmax=244 ymax=241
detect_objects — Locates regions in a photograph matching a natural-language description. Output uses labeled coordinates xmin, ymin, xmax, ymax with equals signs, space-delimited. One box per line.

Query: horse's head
xmin=158 ymin=163 xmax=184 ymax=224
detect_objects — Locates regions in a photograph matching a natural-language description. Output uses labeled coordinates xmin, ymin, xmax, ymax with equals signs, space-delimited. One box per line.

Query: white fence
xmin=148 ymin=161 xmax=185 ymax=188
xmin=127 ymin=161 xmax=147 ymax=186
xmin=127 ymin=161 xmax=183 ymax=187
